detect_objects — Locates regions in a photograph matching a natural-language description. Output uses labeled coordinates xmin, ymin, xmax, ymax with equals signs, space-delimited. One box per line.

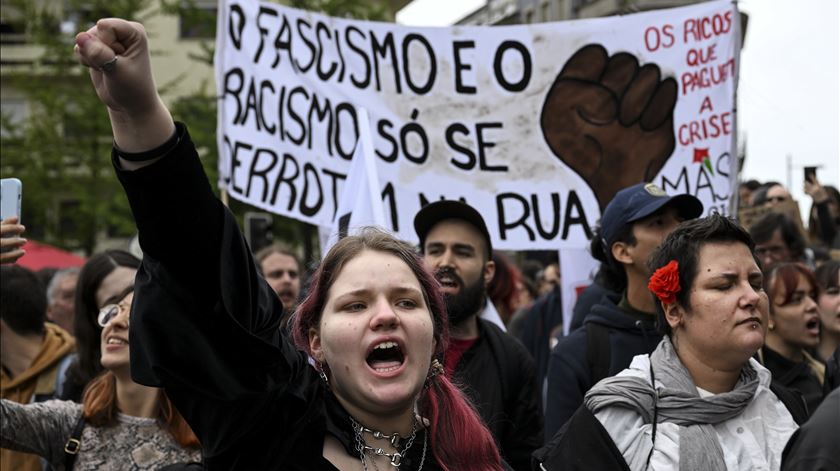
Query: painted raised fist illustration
xmin=541 ymin=44 xmax=678 ymax=211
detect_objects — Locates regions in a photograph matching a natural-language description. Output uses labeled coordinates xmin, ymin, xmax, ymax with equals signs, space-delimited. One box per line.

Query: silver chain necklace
xmin=350 ymin=417 xmax=427 ymax=471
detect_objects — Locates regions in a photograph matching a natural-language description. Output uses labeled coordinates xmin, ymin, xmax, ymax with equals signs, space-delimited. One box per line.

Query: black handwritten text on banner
xmin=215 ymin=0 xmax=739 ymax=249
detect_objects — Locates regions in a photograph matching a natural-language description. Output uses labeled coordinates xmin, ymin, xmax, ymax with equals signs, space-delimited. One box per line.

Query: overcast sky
xmin=397 ymin=0 xmax=840 ymax=212
xmin=737 ymin=0 xmax=838 ymax=204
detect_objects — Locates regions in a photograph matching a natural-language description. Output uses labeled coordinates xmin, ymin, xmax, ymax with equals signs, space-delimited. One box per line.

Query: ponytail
xmin=419 ymin=374 xmax=503 ymax=471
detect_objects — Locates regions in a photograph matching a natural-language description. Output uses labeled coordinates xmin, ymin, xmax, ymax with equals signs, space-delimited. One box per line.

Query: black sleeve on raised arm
xmin=114 ymin=123 xmax=312 ymax=457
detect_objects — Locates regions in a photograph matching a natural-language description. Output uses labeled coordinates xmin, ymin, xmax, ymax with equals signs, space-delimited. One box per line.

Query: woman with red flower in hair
xmin=537 ymin=215 xmax=807 ymax=471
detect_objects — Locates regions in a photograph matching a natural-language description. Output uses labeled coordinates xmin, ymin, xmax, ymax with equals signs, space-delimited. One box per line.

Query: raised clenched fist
xmin=74 ymin=19 xmax=155 ymax=116
xmin=541 ymin=44 xmax=678 ymax=211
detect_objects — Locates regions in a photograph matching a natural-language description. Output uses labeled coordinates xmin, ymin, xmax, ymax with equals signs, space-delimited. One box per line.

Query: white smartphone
xmin=1 ymin=178 xmax=22 ymax=222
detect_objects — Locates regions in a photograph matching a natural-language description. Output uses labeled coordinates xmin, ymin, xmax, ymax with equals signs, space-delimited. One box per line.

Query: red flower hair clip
xmin=648 ymin=260 xmax=680 ymax=305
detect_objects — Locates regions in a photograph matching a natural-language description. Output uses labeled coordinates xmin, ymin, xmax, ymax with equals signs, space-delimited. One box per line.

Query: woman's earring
xmin=317 ymin=361 xmax=329 ymax=386
xmin=424 ymin=358 xmax=444 ymax=389
xmin=429 ymin=358 xmax=444 ymax=378
xmin=768 ymin=323 xmax=775 ymax=331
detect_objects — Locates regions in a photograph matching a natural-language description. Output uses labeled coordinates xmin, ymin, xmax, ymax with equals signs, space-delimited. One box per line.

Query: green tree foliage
xmin=0 ymin=0 xmax=391 ymax=257
xmin=0 ymin=0 xmax=154 ymax=254
xmin=289 ymin=0 xmax=388 ymax=20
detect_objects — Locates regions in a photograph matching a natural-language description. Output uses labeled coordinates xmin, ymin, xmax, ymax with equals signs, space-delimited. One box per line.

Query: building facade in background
xmin=0 ymin=0 xmax=407 ymax=254
xmin=457 ymin=0 xmax=702 ymax=25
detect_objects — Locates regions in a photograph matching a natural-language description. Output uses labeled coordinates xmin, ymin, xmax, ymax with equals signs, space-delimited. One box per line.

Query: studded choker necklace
xmin=350 ymin=416 xmax=427 ymax=470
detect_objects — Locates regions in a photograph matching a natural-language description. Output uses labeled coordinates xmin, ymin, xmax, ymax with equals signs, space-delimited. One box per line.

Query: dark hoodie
xmin=543 ymin=292 xmax=661 ymax=440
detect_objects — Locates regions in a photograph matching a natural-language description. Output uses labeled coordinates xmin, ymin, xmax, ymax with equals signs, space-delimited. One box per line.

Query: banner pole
xmin=729 ymin=0 xmax=743 ymax=216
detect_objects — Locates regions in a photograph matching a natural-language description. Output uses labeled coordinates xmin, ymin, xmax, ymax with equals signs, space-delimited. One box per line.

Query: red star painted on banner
xmin=693 ymin=147 xmax=709 ymax=163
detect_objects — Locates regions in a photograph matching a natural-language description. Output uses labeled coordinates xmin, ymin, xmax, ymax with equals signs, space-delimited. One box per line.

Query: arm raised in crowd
xmin=74 ymin=19 xmax=226 ymax=309
xmin=805 ymin=178 xmax=838 ymax=247
xmin=74 ymin=19 xmax=174 ymax=163
xmin=74 ymin=19 xmax=296 ymax=456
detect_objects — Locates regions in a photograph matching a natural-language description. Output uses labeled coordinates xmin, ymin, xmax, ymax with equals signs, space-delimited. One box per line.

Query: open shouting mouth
xmin=366 ymin=339 xmax=406 ymax=376
xmin=435 ymin=267 xmax=462 ymax=293
xmin=805 ymin=317 xmax=820 ymax=337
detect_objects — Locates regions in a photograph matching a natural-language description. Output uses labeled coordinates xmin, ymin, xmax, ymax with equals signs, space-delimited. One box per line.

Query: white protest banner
xmin=320 ymin=107 xmax=387 ymax=254
xmin=215 ymin=0 xmax=739 ymax=250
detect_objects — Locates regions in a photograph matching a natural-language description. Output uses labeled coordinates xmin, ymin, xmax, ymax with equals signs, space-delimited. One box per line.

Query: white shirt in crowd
xmin=594 ymin=355 xmax=798 ymax=471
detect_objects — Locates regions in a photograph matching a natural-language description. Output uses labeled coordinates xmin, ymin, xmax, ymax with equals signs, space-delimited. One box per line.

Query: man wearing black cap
xmin=414 ymin=200 xmax=543 ymax=471
xmin=543 ymin=183 xmax=703 ymax=440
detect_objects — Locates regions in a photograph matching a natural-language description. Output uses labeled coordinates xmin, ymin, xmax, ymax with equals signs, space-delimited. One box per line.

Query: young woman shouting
xmin=73 ymin=18 xmax=503 ymax=471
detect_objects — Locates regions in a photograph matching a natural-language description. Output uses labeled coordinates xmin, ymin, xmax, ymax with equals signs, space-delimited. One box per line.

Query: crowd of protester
xmin=0 ymin=16 xmax=838 ymax=471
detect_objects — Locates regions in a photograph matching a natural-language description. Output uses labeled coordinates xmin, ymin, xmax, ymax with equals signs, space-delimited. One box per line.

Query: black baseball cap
xmin=600 ymin=183 xmax=703 ymax=247
xmin=414 ymin=200 xmax=492 ymax=258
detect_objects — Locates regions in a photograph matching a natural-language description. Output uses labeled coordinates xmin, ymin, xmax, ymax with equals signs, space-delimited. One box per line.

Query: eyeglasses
xmin=97 ymin=303 xmax=129 ymax=327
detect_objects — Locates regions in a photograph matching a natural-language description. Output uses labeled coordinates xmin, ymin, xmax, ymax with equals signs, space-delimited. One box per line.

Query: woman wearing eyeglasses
xmin=58 ymin=249 xmax=140 ymax=402
xmin=0 ymin=287 xmax=200 ymax=470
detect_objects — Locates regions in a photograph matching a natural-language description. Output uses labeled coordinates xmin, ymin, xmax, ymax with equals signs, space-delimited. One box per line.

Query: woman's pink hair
xmin=292 ymin=228 xmax=502 ymax=471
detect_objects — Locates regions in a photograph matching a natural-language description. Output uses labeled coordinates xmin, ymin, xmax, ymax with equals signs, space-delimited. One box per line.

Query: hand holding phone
xmin=804 ymin=166 xmax=818 ymax=184
xmin=1 ymin=178 xmax=21 ymax=222
xmin=0 ymin=179 xmax=25 ymax=263
xmin=0 ymin=216 xmax=26 ymax=263
xmin=803 ymin=166 xmax=829 ymax=203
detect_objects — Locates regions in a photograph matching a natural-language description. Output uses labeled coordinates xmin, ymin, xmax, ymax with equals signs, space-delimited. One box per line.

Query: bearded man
xmin=414 ymin=200 xmax=543 ymax=471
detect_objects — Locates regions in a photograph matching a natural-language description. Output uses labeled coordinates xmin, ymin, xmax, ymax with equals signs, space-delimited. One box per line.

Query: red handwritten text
xmin=681 ymin=57 xmax=735 ymax=94
xmin=677 ymin=112 xmax=732 ymax=146
xmin=644 ymin=24 xmax=676 ymax=52
xmin=683 ymin=11 xmax=733 ymax=43
xmin=686 ymin=44 xmax=717 ymax=66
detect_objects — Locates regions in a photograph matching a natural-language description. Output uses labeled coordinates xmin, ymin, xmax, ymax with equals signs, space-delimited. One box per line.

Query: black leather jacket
xmin=452 ymin=319 xmax=544 ymax=471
